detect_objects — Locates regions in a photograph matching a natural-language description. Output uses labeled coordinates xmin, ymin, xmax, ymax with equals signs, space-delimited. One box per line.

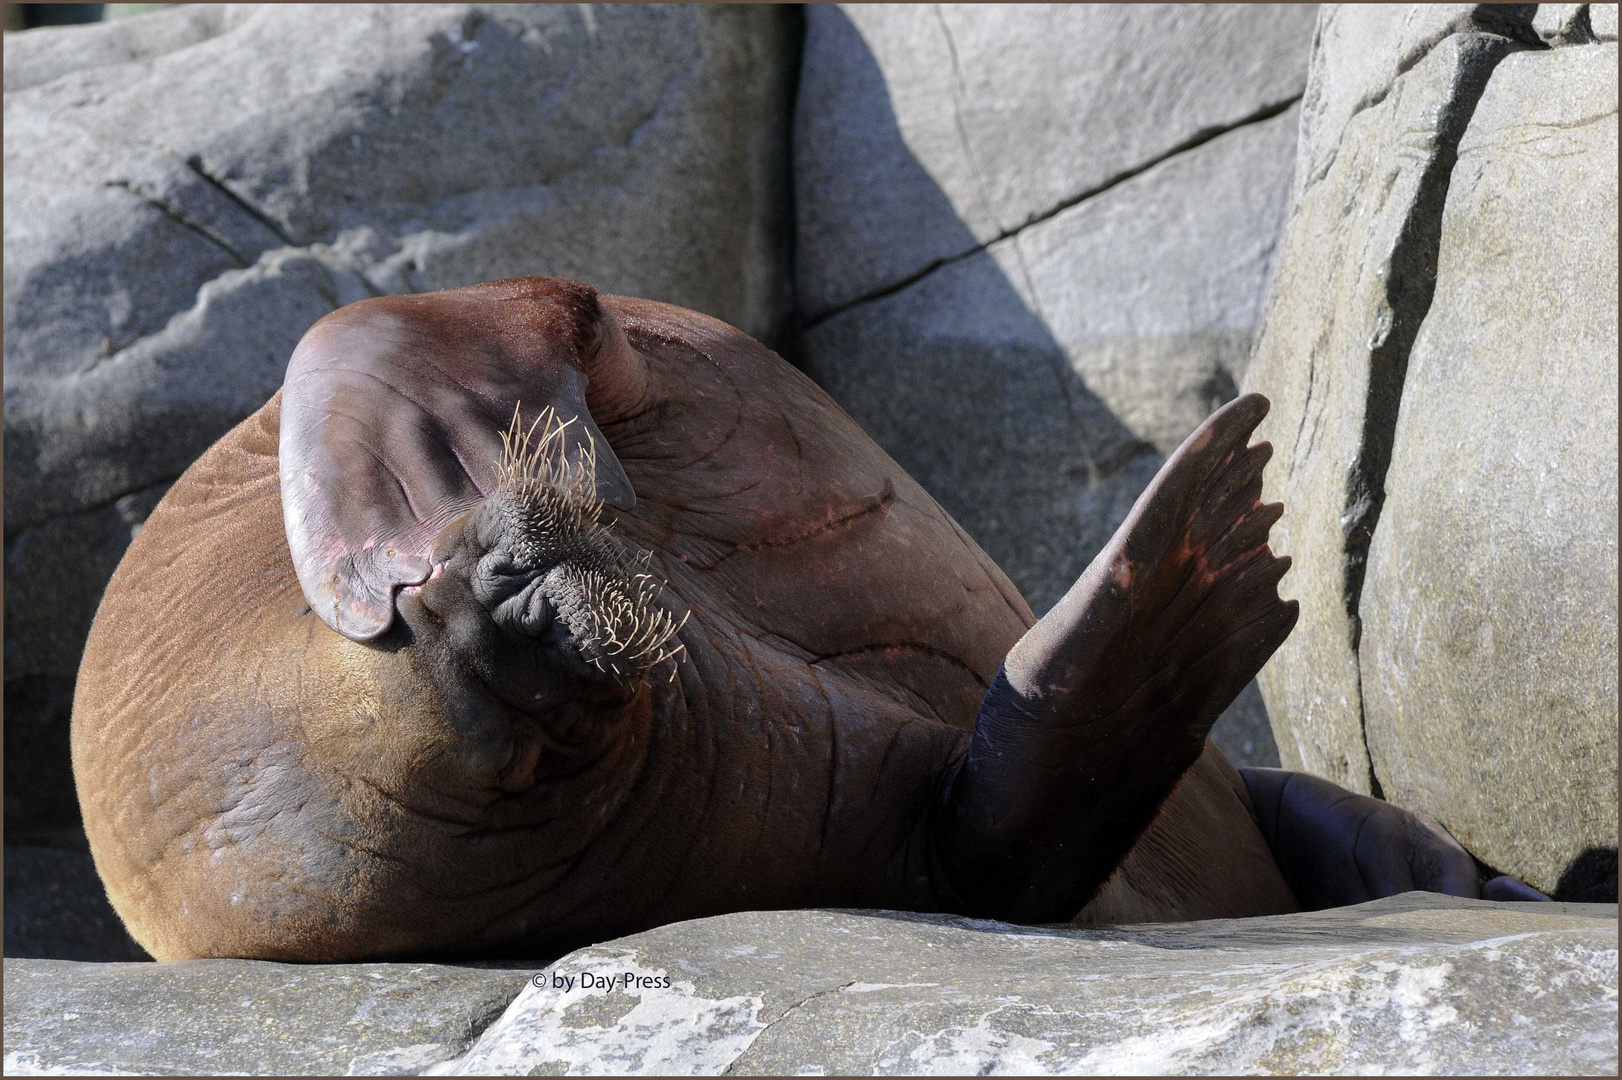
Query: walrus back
xmin=71 ymin=395 xmax=383 ymax=960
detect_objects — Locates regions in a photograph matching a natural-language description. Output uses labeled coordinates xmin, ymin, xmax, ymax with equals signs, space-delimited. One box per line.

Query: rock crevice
xmin=180 ymin=151 xmax=299 ymax=248
xmin=1341 ymin=21 xmax=1534 ymax=652
xmin=804 ymin=92 xmax=1306 ymax=333
xmin=1246 ymin=3 xmax=1617 ymax=897
xmin=105 ymin=177 xmax=253 ymax=268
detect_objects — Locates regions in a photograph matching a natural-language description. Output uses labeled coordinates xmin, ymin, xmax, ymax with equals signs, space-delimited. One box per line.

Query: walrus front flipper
xmin=928 ymin=393 xmax=1299 ymax=922
xmin=279 ymin=277 xmax=636 ymax=641
xmin=1238 ymin=768 xmax=1550 ymax=906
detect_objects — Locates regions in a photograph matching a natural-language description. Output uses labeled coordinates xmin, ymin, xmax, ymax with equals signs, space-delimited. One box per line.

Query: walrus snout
xmin=419 ymin=409 xmax=686 ymax=688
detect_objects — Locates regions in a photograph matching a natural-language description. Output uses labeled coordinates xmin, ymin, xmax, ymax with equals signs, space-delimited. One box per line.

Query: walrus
xmin=71 ymin=277 xmax=1518 ymax=963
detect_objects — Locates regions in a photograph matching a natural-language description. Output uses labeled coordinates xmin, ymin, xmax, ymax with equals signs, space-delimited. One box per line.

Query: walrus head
xmin=280 ymin=277 xmax=684 ymax=706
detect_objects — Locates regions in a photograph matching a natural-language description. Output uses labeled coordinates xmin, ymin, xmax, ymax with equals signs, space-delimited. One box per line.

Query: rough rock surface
xmin=1596 ymin=3 xmax=1621 ymax=39
xmin=6 ymin=894 xmax=1611 ymax=1076
xmin=412 ymin=896 xmax=1618 ymax=1075
xmin=2 ymin=4 xmax=253 ymax=93
xmin=1243 ymin=2 xmax=1617 ymax=900
xmin=1358 ymin=42 xmax=1619 ymax=896
xmin=793 ymin=4 xmax=1318 ymax=320
xmin=3 ymin=957 xmax=533 ymax=1077
xmin=1243 ymin=7 xmax=1534 ymax=792
xmin=2 ymin=3 xmax=799 ymax=839
xmin=795 ymin=4 xmax=1313 ymax=619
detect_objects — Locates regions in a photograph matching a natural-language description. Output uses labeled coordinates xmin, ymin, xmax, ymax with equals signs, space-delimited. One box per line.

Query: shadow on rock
xmin=5 ymin=846 xmax=150 ymax=962
xmin=1556 ymin=847 xmax=1619 ymax=904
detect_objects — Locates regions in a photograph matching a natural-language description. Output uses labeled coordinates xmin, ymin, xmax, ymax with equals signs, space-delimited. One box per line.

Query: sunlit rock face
xmin=9 ymin=895 xmax=1613 ymax=1075
xmin=1244 ymin=3 xmax=1617 ymax=899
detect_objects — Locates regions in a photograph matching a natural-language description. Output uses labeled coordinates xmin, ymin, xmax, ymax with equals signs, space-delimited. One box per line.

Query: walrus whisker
xmin=490 ymin=406 xmax=685 ymax=683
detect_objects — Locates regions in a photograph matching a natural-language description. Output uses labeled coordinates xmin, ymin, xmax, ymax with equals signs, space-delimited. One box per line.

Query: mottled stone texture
xmin=7 ymin=895 xmax=1611 ymax=1076
xmin=2 ymin=3 xmax=799 ymax=841
xmin=1359 ymin=43 xmax=1619 ymax=896
xmin=1244 ymin=3 xmax=1616 ymax=898
xmin=435 ymin=895 xmax=1615 ymax=1075
xmin=3 ymin=957 xmax=533 ymax=1076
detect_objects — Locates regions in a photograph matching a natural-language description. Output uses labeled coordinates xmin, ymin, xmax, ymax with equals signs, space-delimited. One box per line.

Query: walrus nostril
xmin=479 ymin=568 xmax=555 ymax=638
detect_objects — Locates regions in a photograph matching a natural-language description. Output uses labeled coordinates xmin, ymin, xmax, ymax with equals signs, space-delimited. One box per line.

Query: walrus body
xmin=72 ymin=278 xmax=1484 ymax=962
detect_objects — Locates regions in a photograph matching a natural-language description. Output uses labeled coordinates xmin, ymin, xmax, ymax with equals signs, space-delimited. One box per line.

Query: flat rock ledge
xmin=5 ymin=893 xmax=1615 ymax=1076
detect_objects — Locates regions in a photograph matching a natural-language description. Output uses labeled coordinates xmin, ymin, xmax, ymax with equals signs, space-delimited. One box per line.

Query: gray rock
xmin=1358 ymin=43 xmax=1619 ymax=895
xmin=4 ymin=846 xmax=148 ymax=962
xmin=2 ymin=3 xmax=798 ymax=838
xmin=794 ymin=4 xmax=1318 ymax=320
xmin=428 ymin=894 xmax=1617 ymax=1076
xmin=1209 ymin=681 xmax=1282 ymax=769
xmin=2 ymin=5 xmax=252 ymax=93
xmin=1243 ymin=13 xmax=1532 ymax=790
xmin=1243 ymin=4 xmax=1618 ymax=896
xmin=1535 ymin=3 xmax=1602 ymax=45
xmin=2 ymin=956 xmax=534 ymax=1076
xmin=6 ymin=895 xmax=1610 ymax=1076
xmin=798 ymin=14 xmax=1307 ymax=616
xmin=1595 ymin=3 xmax=1620 ymax=39
xmin=1290 ymin=5 xmax=1491 ymax=192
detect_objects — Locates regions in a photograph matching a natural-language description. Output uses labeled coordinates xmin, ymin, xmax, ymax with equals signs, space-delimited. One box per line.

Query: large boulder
xmin=1243 ymin=8 xmax=1530 ymax=792
xmin=1244 ymin=3 xmax=1617 ymax=897
xmin=2 ymin=3 xmax=799 ymax=840
xmin=7 ymin=895 xmax=1614 ymax=1075
xmin=1358 ymin=40 xmax=1619 ymax=896
xmin=792 ymin=5 xmax=1318 ymax=765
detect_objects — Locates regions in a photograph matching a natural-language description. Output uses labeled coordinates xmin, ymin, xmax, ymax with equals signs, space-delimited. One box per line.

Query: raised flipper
xmin=1238 ymin=767 xmax=1551 ymax=906
xmin=927 ymin=393 xmax=1299 ymax=922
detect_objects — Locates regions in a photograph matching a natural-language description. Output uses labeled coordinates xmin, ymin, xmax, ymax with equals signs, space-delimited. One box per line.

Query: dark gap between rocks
xmin=179 ymin=152 xmax=298 ymax=248
xmin=1343 ymin=22 xmax=1535 ymax=802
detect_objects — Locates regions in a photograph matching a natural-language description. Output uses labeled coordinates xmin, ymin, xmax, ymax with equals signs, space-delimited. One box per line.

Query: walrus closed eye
xmin=72 ymin=276 xmax=1530 ymax=964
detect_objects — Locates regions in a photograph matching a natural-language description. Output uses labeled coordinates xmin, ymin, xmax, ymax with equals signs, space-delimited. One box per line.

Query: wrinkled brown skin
xmin=78 ymin=278 xmax=1316 ymax=961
